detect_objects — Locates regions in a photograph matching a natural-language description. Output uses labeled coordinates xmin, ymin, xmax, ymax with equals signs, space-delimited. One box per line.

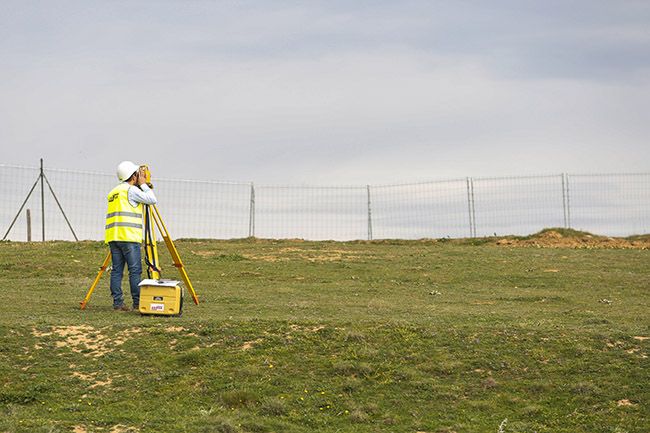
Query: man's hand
xmin=136 ymin=168 xmax=147 ymax=186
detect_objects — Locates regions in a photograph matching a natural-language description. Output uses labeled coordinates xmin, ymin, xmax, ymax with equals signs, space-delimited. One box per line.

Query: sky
xmin=1 ymin=0 xmax=649 ymax=185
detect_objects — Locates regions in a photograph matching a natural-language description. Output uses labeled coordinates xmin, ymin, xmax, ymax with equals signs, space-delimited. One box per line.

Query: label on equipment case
xmin=150 ymin=303 xmax=165 ymax=311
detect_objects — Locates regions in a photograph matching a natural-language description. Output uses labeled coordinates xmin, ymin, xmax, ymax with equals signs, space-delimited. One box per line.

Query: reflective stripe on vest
xmin=106 ymin=211 xmax=142 ymax=218
xmin=105 ymin=183 xmax=143 ymax=243
xmin=105 ymin=222 xmax=143 ymax=229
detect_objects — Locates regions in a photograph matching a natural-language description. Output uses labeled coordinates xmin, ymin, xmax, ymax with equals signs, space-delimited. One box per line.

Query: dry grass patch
xmin=243 ymin=247 xmax=377 ymax=262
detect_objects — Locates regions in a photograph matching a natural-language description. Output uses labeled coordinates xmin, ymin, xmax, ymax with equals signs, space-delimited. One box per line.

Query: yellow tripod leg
xmin=144 ymin=206 xmax=161 ymax=279
xmin=151 ymin=205 xmax=199 ymax=305
xmin=80 ymin=251 xmax=111 ymax=310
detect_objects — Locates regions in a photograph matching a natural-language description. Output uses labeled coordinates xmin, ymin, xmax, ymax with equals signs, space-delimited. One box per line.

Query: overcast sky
xmin=1 ymin=0 xmax=649 ymax=184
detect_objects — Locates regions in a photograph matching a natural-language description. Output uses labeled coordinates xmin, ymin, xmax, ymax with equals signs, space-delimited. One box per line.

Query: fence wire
xmin=371 ymin=179 xmax=470 ymax=239
xmin=1 ymin=164 xmax=648 ymax=241
xmin=569 ymin=173 xmax=650 ymax=237
xmin=472 ymin=175 xmax=567 ymax=237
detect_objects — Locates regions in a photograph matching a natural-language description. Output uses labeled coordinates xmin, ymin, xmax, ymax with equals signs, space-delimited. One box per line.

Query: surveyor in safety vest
xmin=105 ymin=161 xmax=157 ymax=311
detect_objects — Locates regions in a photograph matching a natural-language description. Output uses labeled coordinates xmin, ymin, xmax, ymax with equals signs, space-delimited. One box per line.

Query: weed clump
xmin=349 ymin=409 xmax=370 ymax=423
xmin=571 ymin=381 xmax=599 ymax=395
xmin=215 ymin=253 xmax=248 ymax=262
xmin=343 ymin=330 xmax=365 ymax=342
xmin=220 ymin=389 xmax=259 ymax=408
xmin=176 ymin=350 xmax=207 ymax=367
xmin=332 ymin=361 xmax=373 ymax=378
xmin=259 ymin=397 xmax=287 ymax=416
xmin=194 ymin=417 xmax=240 ymax=433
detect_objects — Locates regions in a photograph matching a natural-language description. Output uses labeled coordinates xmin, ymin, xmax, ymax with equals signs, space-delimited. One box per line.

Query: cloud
xmin=0 ymin=1 xmax=649 ymax=184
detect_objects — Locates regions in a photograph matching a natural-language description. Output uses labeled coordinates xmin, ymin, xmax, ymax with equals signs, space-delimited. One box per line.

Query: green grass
xmin=0 ymin=238 xmax=648 ymax=433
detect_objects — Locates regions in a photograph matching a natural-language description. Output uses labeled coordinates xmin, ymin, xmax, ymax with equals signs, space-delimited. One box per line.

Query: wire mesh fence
xmin=568 ymin=173 xmax=650 ymax=237
xmin=254 ymin=185 xmax=369 ymax=241
xmin=1 ymin=163 xmax=649 ymax=241
xmin=371 ymin=179 xmax=470 ymax=239
xmin=471 ymin=175 xmax=568 ymax=237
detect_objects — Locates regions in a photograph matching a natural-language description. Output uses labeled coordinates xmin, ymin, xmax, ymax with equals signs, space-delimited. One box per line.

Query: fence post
xmin=470 ymin=178 xmax=477 ymax=237
xmin=26 ymin=209 xmax=32 ymax=242
xmin=466 ymin=178 xmax=472 ymax=237
xmin=40 ymin=158 xmax=45 ymax=241
xmin=561 ymin=173 xmax=568 ymax=228
xmin=466 ymin=177 xmax=476 ymax=237
xmin=565 ymin=173 xmax=571 ymax=228
xmin=367 ymin=185 xmax=373 ymax=241
xmin=248 ymin=183 xmax=255 ymax=238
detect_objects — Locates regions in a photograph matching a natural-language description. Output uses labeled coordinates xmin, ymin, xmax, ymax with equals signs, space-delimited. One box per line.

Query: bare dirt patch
xmin=288 ymin=324 xmax=327 ymax=333
xmin=303 ymin=252 xmax=372 ymax=262
xmin=72 ymin=371 xmax=95 ymax=381
xmin=241 ymin=338 xmax=264 ymax=350
xmin=72 ymin=371 xmax=114 ymax=388
xmin=191 ymin=250 xmax=217 ymax=257
xmin=165 ymin=326 xmax=198 ymax=337
xmin=73 ymin=424 xmax=138 ymax=433
xmin=109 ymin=425 xmax=139 ymax=433
xmin=31 ymin=326 xmax=142 ymax=358
xmin=90 ymin=377 xmax=113 ymax=389
xmin=242 ymin=253 xmax=281 ymax=262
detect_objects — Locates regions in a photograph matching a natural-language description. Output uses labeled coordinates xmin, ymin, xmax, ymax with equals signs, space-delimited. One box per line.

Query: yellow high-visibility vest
xmin=105 ymin=183 xmax=143 ymax=243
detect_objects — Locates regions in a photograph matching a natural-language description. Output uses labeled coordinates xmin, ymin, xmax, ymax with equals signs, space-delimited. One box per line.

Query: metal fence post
xmin=561 ymin=173 xmax=568 ymax=228
xmin=40 ymin=158 xmax=45 ymax=241
xmin=248 ymin=182 xmax=255 ymax=238
xmin=26 ymin=209 xmax=32 ymax=242
xmin=470 ymin=178 xmax=476 ymax=237
xmin=466 ymin=177 xmax=476 ymax=237
xmin=367 ymin=185 xmax=373 ymax=240
xmin=565 ymin=173 xmax=571 ymax=228
xmin=561 ymin=173 xmax=566 ymax=228
xmin=466 ymin=178 xmax=472 ymax=237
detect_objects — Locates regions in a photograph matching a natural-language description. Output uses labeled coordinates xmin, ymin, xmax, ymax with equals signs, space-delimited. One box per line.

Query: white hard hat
xmin=116 ymin=161 xmax=139 ymax=181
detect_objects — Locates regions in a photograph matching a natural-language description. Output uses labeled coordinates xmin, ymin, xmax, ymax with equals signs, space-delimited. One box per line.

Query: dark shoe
xmin=114 ymin=304 xmax=131 ymax=312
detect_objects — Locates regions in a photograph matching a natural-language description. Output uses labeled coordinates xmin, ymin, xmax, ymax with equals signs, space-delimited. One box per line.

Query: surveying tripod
xmin=80 ymin=204 xmax=199 ymax=309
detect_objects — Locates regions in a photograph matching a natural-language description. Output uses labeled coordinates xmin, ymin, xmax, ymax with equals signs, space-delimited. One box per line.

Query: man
xmin=105 ymin=161 xmax=157 ymax=311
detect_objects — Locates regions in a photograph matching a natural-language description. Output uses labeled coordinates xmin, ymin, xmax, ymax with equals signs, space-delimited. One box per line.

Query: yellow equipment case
xmin=138 ymin=279 xmax=184 ymax=316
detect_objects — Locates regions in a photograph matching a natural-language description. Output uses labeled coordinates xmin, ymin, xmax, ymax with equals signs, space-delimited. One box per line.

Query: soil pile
xmin=494 ymin=229 xmax=650 ymax=249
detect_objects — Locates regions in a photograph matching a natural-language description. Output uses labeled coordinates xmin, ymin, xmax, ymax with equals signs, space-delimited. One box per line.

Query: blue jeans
xmin=109 ymin=241 xmax=142 ymax=308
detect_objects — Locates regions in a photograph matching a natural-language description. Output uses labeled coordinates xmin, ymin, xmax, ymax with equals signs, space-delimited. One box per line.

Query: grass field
xmin=0 ymin=234 xmax=648 ymax=433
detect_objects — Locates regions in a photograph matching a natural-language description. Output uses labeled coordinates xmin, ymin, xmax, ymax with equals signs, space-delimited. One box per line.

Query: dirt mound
xmin=494 ymin=228 xmax=650 ymax=249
